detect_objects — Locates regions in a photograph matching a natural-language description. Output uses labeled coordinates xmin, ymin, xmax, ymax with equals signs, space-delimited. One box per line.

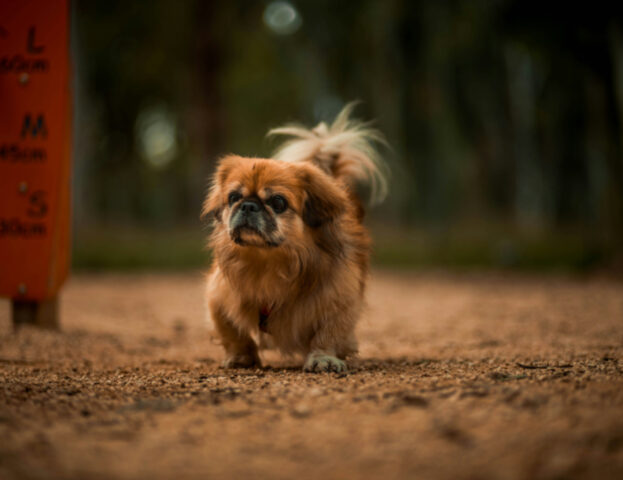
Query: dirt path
xmin=0 ymin=271 xmax=622 ymax=480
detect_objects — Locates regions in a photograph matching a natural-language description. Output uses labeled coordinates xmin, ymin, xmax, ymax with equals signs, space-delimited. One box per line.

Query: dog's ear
xmin=297 ymin=165 xmax=347 ymax=228
xmin=201 ymin=155 xmax=243 ymax=221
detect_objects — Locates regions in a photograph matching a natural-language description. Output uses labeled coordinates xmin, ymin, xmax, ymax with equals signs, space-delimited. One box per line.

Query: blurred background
xmin=71 ymin=0 xmax=623 ymax=271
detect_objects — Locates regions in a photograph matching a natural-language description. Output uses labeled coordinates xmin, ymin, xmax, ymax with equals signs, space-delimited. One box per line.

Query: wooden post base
xmin=12 ymin=298 xmax=59 ymax=330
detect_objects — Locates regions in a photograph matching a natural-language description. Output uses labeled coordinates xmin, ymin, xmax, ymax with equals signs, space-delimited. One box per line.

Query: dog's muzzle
xmin=229 ymin=199 xmax=269 ymax=245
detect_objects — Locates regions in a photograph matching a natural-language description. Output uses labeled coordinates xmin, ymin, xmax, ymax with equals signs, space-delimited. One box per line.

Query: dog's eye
xmin=228 ymin=192 xmax=242 ymax=206
xmin=267 ymin=195 xmax=287 ymax=214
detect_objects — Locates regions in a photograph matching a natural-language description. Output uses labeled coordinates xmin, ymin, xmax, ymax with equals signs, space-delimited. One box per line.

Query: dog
xmin=203 ymin=104 xmax=387 ymax=372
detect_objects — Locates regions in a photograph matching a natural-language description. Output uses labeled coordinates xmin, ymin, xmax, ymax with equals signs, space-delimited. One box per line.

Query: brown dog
xmin=203 ymin=104 xmax=387 ymax=372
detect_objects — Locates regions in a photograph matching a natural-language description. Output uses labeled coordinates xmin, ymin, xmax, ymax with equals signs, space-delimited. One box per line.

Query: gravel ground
xmin=0 ymin=270 xmax=622 ymax=480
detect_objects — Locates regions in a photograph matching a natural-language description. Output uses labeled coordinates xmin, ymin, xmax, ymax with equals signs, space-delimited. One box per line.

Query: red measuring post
xmin=0 ymin=0 xmax=72 ymax=329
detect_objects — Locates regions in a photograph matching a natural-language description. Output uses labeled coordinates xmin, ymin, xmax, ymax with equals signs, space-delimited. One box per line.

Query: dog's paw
xmin=303 ymin=353 xmax=347 ymax=373
xmin=223 ymin=353 xmax=261 ymax=369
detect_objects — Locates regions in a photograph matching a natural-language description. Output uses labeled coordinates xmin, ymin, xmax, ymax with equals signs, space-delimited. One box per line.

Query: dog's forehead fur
xmin=223 ymin=157 xmax=302 ymax=206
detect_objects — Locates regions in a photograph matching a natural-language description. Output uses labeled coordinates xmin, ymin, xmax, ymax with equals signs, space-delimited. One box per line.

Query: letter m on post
xmin=21 ymin=114 xmax=48 ymax=139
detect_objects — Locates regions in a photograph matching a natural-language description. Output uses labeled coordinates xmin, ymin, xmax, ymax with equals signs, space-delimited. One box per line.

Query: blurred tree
xmin=73 ymin=0 xmax=623 ymax=267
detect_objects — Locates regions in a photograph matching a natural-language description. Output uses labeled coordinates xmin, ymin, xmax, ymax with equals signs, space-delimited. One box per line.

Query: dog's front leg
xmin=303 ymin=326 xmax=353 ymax=373
xmin=211 ymin=306 xmax=261 ymax=368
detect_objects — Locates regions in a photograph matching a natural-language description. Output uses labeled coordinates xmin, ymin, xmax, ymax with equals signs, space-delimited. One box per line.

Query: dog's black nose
xmin=240 ymin=200 xmax=261 ymax=214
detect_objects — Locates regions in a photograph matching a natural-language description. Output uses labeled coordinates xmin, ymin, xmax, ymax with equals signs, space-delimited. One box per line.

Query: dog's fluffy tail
xmin=268 ymin=103 xmax=388 ymax=205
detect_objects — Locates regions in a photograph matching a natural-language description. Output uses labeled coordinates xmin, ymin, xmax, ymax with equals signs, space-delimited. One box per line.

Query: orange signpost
xmin=0 ymin=0 xmax=72 ymax=328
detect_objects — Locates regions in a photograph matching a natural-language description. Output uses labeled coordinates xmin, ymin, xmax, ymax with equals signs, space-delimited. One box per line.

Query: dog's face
xmin=203 ymin=155 xmax=347 ymax=250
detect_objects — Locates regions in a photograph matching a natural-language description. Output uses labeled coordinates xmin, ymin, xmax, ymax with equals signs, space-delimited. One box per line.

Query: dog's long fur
xmin=204 ymin=104 xmax=387 ymax=372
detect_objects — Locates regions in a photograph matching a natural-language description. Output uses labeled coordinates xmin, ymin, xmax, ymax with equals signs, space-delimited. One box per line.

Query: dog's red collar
xmin=259 ymin=305 xmax=272 ymax=333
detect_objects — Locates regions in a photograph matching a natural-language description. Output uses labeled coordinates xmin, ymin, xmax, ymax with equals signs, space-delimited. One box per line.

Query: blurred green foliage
xmin=72 ymin=0 xmax=623 ymax=270
xmin=72 ymin=224 xmax=604 ymax=272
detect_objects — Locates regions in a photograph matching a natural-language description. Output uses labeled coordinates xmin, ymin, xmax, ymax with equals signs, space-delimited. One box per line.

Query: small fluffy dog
xmin=203 ymin=104 xmax=387 ymax=372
